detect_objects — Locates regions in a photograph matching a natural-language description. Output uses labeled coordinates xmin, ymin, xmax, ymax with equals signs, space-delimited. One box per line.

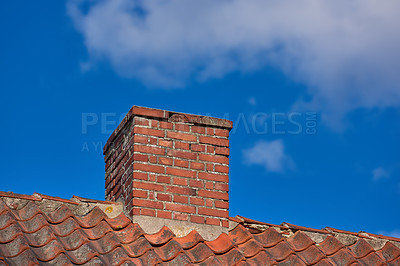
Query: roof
xmin=1 ymin=192 xmax=400 ymax=265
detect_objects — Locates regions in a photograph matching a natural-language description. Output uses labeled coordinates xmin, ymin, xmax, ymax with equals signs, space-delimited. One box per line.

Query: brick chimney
xmin=103 ymin=106 xmax=232 ymax=238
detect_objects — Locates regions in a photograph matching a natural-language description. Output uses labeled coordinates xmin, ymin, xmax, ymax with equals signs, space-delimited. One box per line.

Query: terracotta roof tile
xmin=174 ymin=230 xmax=204 ymax=249
xmin=1 ymin=192 xmax=400 ymax=265
xmin=287 ymin=231 xmax=315 ymax=252
xmin=378 ymin=241 xmax=400 ymax=262
xmin=229 ymin=224 xmax=253 ymax=245
xmin=317 ymin=235 xmax=345 ymax=255
xmin=205 ymin=233 xmax=234 ymax=254
xmin=253 ymin=227 xmax=284 ymax=248
xmin=296 ymin=245 xmax=326 ymax=265
xmin=185 ymin=242 xmax=214 ymax=263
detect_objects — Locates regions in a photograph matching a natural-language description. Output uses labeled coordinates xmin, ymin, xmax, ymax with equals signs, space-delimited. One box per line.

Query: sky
xmin=1 ymin=0 xmax=399 ymax=237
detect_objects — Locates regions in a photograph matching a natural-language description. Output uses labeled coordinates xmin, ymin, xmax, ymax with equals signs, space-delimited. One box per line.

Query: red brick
xmin=159 ymin=157 xmax=173 ymax=165
xmin=190 ymin=197 xmax=204 ymax=206
xmin=215 ymin=183 xmax=229 ymax=192
xmin=159 ymin=140 xmax=173 ymax=147
xmin=141 ymin=208 xmax=156 ymax=216
xmin=205 ymin=182 xmax=213 ymax=190
xmin=189 ymin=179 xmax=204 ymax=188
xmin=149 ymin=156 xmax=157 ymax=163
xmin=215 ymin=147 xmax=229 ymax=156
xmin=206 ymin=164 xmax=214 ymax=171
xmin=198 ymin=207 xmax=229 ymax=218
xmin=132 ymin=106 xmax=165 ymax=118
xmin=135 ymin=145 xmax=165 ymax=155
xmin=206 ymin=145 xmax=215 ymax=154
xmin=134 ymin=127 xmax=165 ymax=138
xmin=191 ymin=215 xmax=205 ymax=224
xmin=133 ymin=171 xmax=148 ymax=181
xmin=206 ymin=128 xmax=214 ymax=136
xmin=149 ymin=191 xmax=155 ymax=200
xmin=191 ymin=126 xmax=205 ymax=134
xmin=174 ymin=159 xmax=189 ymax=168
xmin=206 ymin=217 xmax=220 ymax=226
xmin=221 ymin=219 xmax=229 ymax=228
xmin=167 ymin=131 xmax=197 ymax=142
xmin=173 ymin=177 xmax=188 ymax=186
xmin=157 ymin=176 xmax=170 ymax=184
xmin=134 ymin=117 xmax=149 ymax=126
xmin=149 ymin=174 xmax=156 ymax=182
xmin=149 ymin=137 xmax=157 ymax=145
xmin=199 ymin=172 xmax=228 ymax=183
xmin=174 ymin=195 xmax=188 ymax=204
xmin=132 ymin=198 xmax=163 ymax=209
xmin=149 ymin=191 xmax=156 ymax=199
xmin=157 ymin=193 xmax=172 ymax=201
xmin=174 ymin=213 xmax=188 ymax=221
xmin=215 ymin=200 xmax=229 ymax=209
xmin=191 ymin=145 xmax=205 ymax=154
xmin=205 ymin=199 xmax=213 ymax=207
xmin=167 ymin=167 xmax=196 ymax=178
xmin=175 ymin=141 xmax=190 ymax=150
xmin=199 ymin=136 xmax=229 ymax=147
xmin=190 ymin=162 xmax=204 ymax=170
xmin=198 ymin=190 xmax=229 ymax=200
xmin=157 ymin=210 xmax=172 ymax=219
xmin=134 ymin=163 xmax=165 ymax=174
xmin=165 ymin=203 xmax=196 ymax=214
xmin=199 ymin=154 xmax=229 ymax=165
xmin=130 ymin=207 xmax=140 ymax=216
xmin=132 ymin=190 xmax=148 ymax=198
xmin=167 ymin=186 xmax=196 ymax=196
xmin=150 ymin=120 xmax=158 ymax=128
xmin=133 ymin=181 xmax=164 ymax=192
xmin=215 ymin=129 xmax=229 ymax=137
xmin=215 ymin=165 xmax=229 ymax=173
xmin=175 ymin=123 xmax=190 ymax=132
xmin=167 ymin=150 xmax=197 ymax=160
xmin=159 ymin=121 xmax=173 ymax=129
xmin=133 ymin=135 xmax=148 ymax=144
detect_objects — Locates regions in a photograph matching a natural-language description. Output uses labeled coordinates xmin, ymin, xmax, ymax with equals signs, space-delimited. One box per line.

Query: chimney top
xmin=104 ymin=106 xmax=232 ymax=240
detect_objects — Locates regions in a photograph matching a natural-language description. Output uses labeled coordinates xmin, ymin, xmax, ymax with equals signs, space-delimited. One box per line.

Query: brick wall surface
xmin=103 ymin=106 xmax=232 ymax=228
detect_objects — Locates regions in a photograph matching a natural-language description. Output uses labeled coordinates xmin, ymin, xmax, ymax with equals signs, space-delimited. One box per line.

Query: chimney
xmin=103 ymin=106 xmax=232 ymax=238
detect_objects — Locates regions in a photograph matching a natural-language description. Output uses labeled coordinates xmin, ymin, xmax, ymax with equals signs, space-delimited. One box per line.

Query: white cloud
xmin=377 ymin=229 xmax=400 ymax=238
xmin=243 ymin=139 xmax=293 ymax=173
xmin=372 ymin=167 xmax=390 ymax=181
xmin=68 ymin=0 xmax=400 ymax=121
xmin=248 ymin=97 xmax=256 ymax=106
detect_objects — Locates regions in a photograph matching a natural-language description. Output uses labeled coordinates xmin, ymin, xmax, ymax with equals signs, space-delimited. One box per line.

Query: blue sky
xmin=1 ymin=0 xmax=399 ymax=237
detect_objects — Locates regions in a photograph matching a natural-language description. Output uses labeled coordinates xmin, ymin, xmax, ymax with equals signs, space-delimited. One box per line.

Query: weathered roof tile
xmin=1 ymin=192 xmax=400 ymax=265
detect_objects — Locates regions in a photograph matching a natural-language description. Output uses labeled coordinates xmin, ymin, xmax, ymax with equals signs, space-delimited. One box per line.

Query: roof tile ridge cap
xmin=33 ymin=192 xmax=79 ymax=205
xmin=0 ymin=191 xmax=41 ymax=201
xmin=237 ymin=215 xmax=286 ymax=230
xmin=360 ymin=231 xmax=400 ymax=243
xmin=325 ymin=227 xmax=371 ymax=239
xmin=282 ymin=222 xmax=330 ymax=234
xmin=71 ymin=195 xmax=122 ymax=206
